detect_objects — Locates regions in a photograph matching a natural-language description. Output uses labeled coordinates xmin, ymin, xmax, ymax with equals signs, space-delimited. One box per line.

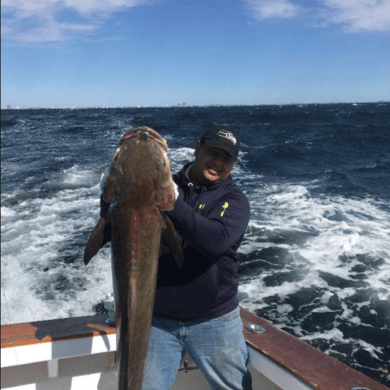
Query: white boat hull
xmin=1 ymin=309 xmax=387 ymax=390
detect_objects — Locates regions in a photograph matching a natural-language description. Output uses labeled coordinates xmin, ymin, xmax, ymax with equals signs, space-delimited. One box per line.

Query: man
xmin=100 ymin=125 xmax=251 ymax=389
xmin=142 ymin=125 xmax=252 ymax=389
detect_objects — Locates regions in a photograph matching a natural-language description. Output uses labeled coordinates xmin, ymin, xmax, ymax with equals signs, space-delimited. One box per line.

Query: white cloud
xmin=243 ymin=0 xmax=390 ymax=32
xmin=244 ymin=0 xmax=303 ymax=20
xmin=321 ymin=0 xmax=390 ymax=32
xmin=1 ymin=0 xmax=153 ymax=45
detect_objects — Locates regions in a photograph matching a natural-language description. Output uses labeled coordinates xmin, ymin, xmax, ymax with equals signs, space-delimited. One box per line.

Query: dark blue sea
xmin=1 ymin=103 xmax=390 ymax=386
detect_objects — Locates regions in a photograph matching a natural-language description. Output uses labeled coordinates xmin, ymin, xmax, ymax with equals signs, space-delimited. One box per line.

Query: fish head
xmin=102 ymin=126 xmax=177 ymax=210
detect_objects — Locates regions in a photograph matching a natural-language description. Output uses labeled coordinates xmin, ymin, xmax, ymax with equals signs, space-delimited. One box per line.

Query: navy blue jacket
xmin=100 ymin=162 xmax=250 ymax=322
xmin=154 ymin=162 xmax=250 ymax=321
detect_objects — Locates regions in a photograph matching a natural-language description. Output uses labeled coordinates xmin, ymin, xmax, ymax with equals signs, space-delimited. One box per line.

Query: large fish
xmin=84 ymin=126 xmax=183 ymax=389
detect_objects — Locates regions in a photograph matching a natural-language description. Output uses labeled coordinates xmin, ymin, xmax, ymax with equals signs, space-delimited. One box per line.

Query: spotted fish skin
xmin=84 ymin=127 xmax=183 ymax=389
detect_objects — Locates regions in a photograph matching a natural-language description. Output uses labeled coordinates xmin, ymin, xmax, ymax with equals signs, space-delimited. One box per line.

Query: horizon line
xmin=2 ymin=100 xmax=390 ymax=110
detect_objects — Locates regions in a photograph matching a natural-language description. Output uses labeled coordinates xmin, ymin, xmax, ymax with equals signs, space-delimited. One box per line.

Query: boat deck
xmin=2 ymin=308 xmax=388 ymax=390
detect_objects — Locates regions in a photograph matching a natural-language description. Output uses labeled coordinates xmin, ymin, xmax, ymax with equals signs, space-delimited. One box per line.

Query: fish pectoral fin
xmin=84 ymin=217 xmax=111 ymax=265
xmin=160 ymin=211 xmax=184 ymax=269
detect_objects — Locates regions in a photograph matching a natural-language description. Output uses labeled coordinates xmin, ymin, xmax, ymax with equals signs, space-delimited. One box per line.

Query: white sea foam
xmin=167 ymin=147 xmax=194 ymax=173
xmin=1 ymin=165 xmax=108 ymax=325
xmin=238 ymin=180 xmax=390 ymax=345
xmin=2 ymin=151 xmax=390 ymax=365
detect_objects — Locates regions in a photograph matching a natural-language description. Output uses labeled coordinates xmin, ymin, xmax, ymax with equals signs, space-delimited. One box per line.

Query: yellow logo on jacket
xmin=221 ymin=202 xmax=229 ymax=217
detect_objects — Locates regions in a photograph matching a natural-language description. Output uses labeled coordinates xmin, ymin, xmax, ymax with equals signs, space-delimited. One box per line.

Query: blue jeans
xmin=142 ymin=307 xmax=252 ymax=390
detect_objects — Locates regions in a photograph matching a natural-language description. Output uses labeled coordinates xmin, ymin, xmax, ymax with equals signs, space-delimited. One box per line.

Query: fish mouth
xmin=119 ymin=126 xmax=168 ymax=152
xmin=121 ymin=127 xmax=167 ymax=150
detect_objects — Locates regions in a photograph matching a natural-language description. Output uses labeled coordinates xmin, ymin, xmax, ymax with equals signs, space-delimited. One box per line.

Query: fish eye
xmin=114 ymin=147 xmax=121 ymax=161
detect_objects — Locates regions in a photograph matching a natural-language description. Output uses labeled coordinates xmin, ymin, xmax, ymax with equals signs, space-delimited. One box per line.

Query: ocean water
xmin=1 ymin=103 xmax=389 ymax=386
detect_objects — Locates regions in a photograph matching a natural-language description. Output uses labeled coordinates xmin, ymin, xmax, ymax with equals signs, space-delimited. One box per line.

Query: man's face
xmin=191 ymin=144 xmax=235 ymax=186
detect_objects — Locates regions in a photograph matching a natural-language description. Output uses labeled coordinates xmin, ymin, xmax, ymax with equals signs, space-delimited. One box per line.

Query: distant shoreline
xmin=2 ymin=101 xmax=389 ymax=110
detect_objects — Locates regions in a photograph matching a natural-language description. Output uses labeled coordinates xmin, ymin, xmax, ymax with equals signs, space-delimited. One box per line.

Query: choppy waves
xmin=1 ymin=104 xmax=389 ymax=385
xmin=237 ymin=182 xmax=390 ymax=382
xmin=1 ymin=165 xmax=112 ymax=324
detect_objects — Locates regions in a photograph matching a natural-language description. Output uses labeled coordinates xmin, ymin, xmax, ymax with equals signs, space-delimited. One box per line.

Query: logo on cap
xmin=217 ymin=130 xmax=237 ymax=145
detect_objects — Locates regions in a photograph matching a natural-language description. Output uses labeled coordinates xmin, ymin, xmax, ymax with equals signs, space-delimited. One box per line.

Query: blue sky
xmin=1 ymin=0 xmax=390 ymax=107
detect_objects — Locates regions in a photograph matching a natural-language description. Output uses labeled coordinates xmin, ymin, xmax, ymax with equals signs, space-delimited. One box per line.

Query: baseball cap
xmin=200 ymin=125 xmax=240 ymax=161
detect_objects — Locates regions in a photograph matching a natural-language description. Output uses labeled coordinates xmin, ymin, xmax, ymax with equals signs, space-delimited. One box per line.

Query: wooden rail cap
xmin=1 ymin=315 xmax=116 ymax=349
xmin=240 ymin=308 xmax=389 ymax=390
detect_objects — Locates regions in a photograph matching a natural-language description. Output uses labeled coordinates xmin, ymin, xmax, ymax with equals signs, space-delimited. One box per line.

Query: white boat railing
xmin=2 ymin=309 xmax=388 ymax=390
